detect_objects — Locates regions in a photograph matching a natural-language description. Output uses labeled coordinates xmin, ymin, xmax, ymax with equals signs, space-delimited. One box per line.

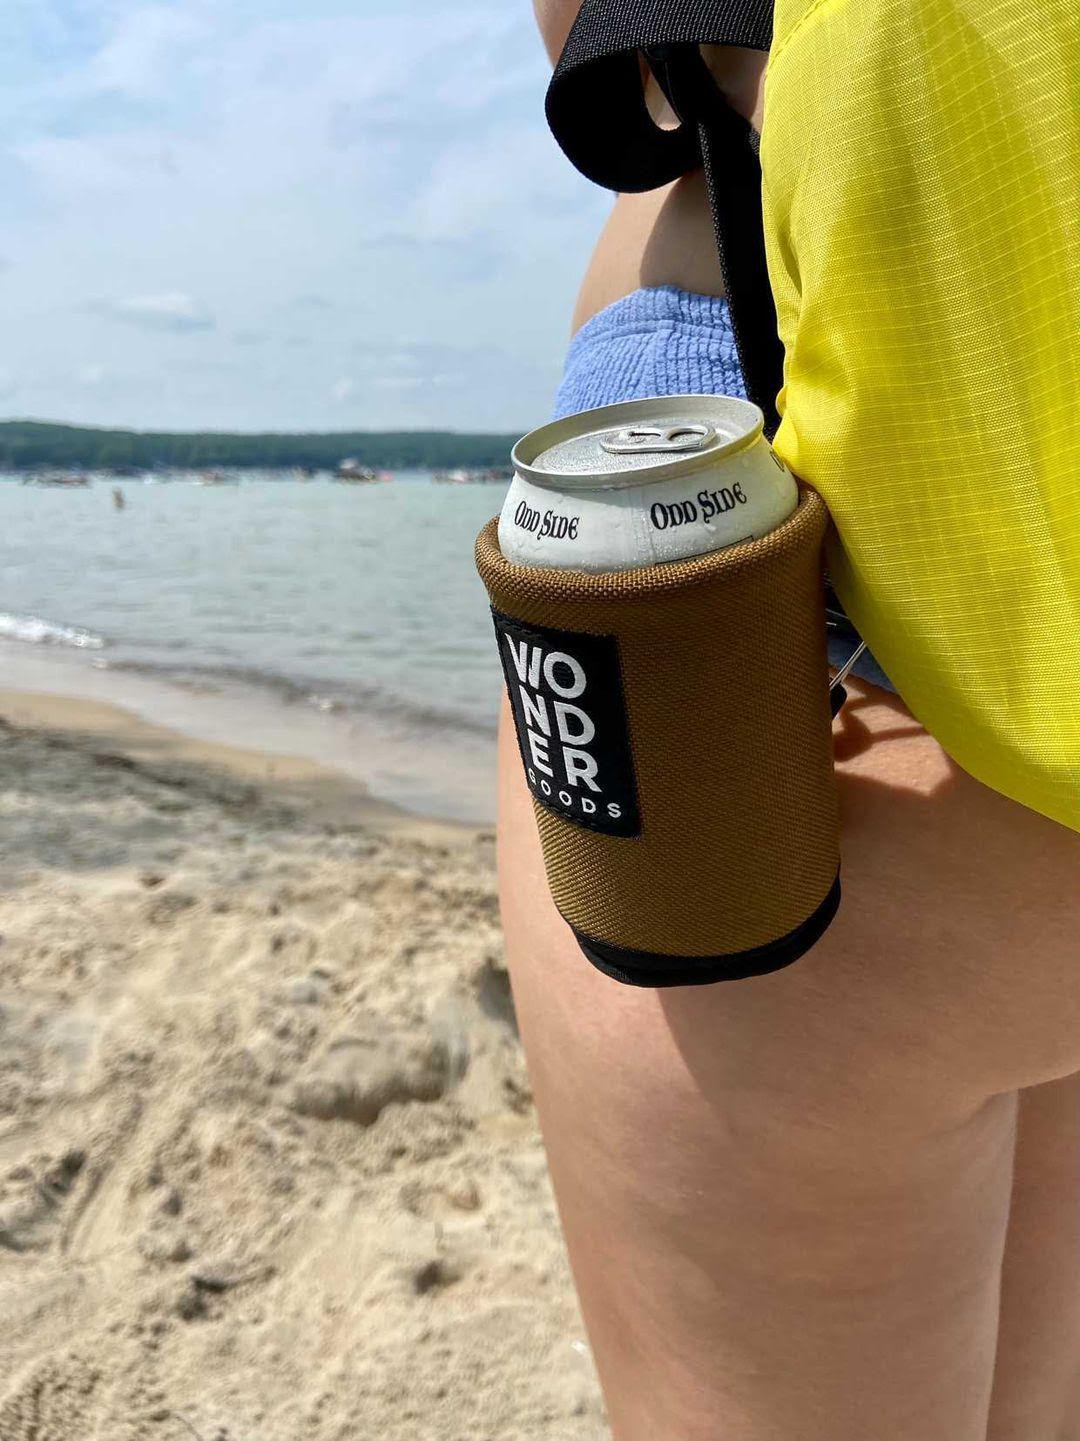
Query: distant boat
xmin=23 ymin=471 xmax=90 ymax=488
xmin=337 ymin=458 xmax=377 ymax=481
xmin=432 ymin=467 xmax=508 ymax=484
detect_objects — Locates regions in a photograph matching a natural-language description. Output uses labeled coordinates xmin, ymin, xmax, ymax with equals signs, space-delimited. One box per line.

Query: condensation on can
xmin=498 ymin=395 xmax=799 ymax=573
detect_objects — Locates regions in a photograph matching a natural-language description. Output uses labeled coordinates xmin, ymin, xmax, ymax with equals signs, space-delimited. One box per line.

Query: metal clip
xmin=829 ymin=641 xmax=867 ymax=717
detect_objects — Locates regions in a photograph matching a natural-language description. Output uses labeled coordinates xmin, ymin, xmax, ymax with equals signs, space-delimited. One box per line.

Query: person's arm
xmin=702 ymin=44 xmax=766 ymax=131
xmin=532 ymin=0 xmax=580 ymax=63
xmin=532 ymin=5 xmax=767 ymax=328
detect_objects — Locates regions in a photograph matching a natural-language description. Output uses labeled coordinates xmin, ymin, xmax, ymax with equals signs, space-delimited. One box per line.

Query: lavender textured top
xmin=553 ymin=286 xmax=746 ymax=420
xmin=550 ymin=284 xmax=895 ymax=693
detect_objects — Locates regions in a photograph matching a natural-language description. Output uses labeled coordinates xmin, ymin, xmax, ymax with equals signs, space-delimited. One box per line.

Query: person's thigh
xmin=988 ymin=1072 xmax=1080 ymax=1441
xmin=498 ymin=682 xmax=1080 ymax=1440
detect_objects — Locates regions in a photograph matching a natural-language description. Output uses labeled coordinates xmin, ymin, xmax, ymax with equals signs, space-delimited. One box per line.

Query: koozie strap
xmin=545 ymin=0 xmax=782 ymax=432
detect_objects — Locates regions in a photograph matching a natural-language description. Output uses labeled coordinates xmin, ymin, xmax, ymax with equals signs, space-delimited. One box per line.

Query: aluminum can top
xmin=512 ymin=394 xmax=764 ymax=491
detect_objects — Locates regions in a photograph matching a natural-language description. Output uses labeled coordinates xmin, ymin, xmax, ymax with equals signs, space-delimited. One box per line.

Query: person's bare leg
xmin=510 ymin=64 xmax=1080 ymax=1427
xmin=987 ymin=1072 xmax=1080 ymax=1441
xmin=497 ymin=683 xmax=1080 ymax=1440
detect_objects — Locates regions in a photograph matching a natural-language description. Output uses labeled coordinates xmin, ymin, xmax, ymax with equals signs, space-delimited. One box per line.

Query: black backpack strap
xmin=545 ymin=0 xmax=782 ymax=435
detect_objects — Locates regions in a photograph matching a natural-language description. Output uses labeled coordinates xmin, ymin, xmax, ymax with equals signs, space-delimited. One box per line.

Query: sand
xmin=0 ymin=692 xmax=605 ymax=1440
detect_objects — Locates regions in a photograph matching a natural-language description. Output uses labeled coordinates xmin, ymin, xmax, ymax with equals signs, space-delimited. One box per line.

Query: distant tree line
xmin=0 ymin=420 xmax=520 ymax=471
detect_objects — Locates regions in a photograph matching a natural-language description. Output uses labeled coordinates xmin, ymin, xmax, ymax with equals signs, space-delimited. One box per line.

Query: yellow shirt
xmin=761 ymin=0 xmax=1080 ymax=832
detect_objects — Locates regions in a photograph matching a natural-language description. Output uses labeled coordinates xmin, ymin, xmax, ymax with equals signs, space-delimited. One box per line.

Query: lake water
xmin=0 ymin=473 xmax=508 ymax=821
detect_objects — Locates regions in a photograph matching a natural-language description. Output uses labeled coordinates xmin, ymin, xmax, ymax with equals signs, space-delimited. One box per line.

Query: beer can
xmin=499 ymin=394 xmax=798 ymax=573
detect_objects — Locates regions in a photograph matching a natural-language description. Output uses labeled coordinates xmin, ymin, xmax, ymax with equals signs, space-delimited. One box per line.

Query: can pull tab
xmin=599 ymin=423 xmax=716 ymax=456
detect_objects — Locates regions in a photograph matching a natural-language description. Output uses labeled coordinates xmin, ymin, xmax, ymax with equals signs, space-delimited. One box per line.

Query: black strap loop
xmin=545 ymin=0 xmax=772 ymax=193
xmin=546 ymin=0 xmax=862 ymax=702
xmin=652 ymin=43 xmax=783 ymax=432
xmin=545 ymin=0 xmax=782 ymax=432
xmin=698 ymin=110 xmax=784 ymax=435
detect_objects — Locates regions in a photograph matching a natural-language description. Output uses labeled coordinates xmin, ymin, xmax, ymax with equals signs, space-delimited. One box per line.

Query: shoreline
xmin=0 ymin=469 xmax=503 ymax=827
xmin=0 ymin=684 xmax=485 ymax=845
xmin=0 ymin=639 xmax=497 ymax=828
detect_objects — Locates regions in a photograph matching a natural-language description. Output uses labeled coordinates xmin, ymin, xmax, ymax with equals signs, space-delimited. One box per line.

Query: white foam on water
xmin=0 ymin=612 xmax=106 ymax=650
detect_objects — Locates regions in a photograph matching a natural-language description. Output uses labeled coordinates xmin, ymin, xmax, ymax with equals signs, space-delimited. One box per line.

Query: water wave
xmin=100 ymin=657 xmax=496 ymax=739
xmin=0 ymin=612 xmax=106 ymax=650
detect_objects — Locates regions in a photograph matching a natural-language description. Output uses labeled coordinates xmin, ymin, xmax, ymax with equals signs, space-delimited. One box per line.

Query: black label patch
xmin=492 ymin=609 xmax=640 ymax=838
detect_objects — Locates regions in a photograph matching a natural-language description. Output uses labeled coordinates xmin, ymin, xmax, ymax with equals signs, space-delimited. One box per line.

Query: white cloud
xmin=91 ymin=291 xmax=215 ymax=332
xmin=3 ymin=1 xmax=608 ymax=429
xmin=12 ymin=134 xmax=177 ymax=195
xmin=374 ymin=375 xmax=425 ymax=391
xmin=331 ymin=377 xmax=354 ymax=402
xmin=85 ymin=6 xmax=210 ymax=99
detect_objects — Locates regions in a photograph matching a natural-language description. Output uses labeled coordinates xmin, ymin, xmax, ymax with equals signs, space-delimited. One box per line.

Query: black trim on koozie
xmin=570 ymin=873 xmax=841 ymax=987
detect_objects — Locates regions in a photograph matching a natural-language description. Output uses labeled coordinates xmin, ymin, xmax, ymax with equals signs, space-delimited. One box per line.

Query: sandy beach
xmin=0 ymin=690 xmax=605 ymax=1440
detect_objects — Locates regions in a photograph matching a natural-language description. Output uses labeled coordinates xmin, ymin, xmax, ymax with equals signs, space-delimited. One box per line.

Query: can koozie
xmin=476 ymin=487 xmax=841 ymax=987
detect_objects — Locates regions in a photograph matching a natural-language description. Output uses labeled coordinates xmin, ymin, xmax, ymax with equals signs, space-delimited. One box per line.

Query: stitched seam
xmin=771 ymin=0 xmax=853 ymax=66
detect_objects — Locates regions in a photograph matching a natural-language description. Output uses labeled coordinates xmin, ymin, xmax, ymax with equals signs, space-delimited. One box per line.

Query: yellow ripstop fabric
xmin=761 ymin=0 xmax=1080 ymax=832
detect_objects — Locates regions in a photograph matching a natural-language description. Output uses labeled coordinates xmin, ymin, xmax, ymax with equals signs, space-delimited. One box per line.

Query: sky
xmin=2 ymin=0 xmax=611 ymax=432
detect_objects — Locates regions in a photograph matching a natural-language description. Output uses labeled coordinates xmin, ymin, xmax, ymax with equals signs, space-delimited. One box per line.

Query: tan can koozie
xmin=476 ymin=487 xmax=840 ymax=987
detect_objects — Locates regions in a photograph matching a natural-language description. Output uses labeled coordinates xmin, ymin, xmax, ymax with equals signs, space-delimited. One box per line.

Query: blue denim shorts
xmin=553 ymin=285 xmax=895 ymax=694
